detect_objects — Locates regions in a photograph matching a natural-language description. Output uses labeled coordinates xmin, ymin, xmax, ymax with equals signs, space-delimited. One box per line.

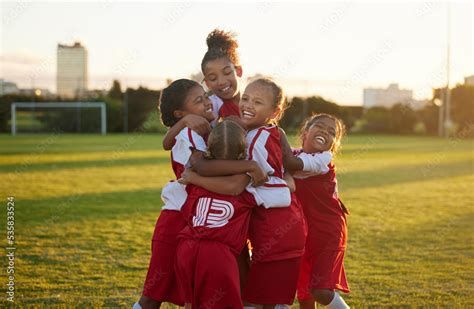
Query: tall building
xmin=363 ymin=83 xmax=413 ymax=108
xmin=56 ymin=42 xmax=88 ymax=98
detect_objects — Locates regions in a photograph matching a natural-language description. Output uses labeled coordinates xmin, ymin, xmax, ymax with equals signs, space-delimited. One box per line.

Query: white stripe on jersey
xmin=246 ymin=127 xmax=275 ymax=175
xmin=245 ymin=126 xmax=291 ymax=209
xmin=172 ymin=127 xmax=207 ymax=167
xmin=161 ymin=181 xmax=187 ymax=211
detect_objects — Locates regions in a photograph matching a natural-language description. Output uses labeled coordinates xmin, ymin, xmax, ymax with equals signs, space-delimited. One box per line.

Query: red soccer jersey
xmin=209 ymin=94 xmax=240 ymax=125
xmin=246 ymin=126 xmax=306 ymax=262
xmin=294 ymin=160 xmax=348 ymax=252
xmin=162 ymin=127 xmax=207 ymax=211
xmin=178 ymin=185 xmax=257 ymax=255
xmin=219 ymin=98 xmax=240 ymax=118
xmin=170 ymin=127 xmax=207 ymax=179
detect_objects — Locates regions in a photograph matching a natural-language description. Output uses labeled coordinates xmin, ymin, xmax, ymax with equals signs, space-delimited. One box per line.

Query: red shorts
xmin=175 ymin=239 xmax=242 ymax=309
xmin=142 ymin=210 xmax=187 ymax=305
xmin=242 ymin=257 xmax=301 ymax=305
xmin=297 ymin=249 xmax=350 ymax=301
xmin=152 ymin=209 xmax=187 ymax=243
xmin=237 ymin=242 xmax=251 ymax=293
xmin=142 ymin=240 xmax=184 ymax=305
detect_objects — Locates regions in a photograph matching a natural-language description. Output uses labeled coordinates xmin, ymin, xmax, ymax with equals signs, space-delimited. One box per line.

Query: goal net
xmin=11 ymin=102 xmax=107 ymax=135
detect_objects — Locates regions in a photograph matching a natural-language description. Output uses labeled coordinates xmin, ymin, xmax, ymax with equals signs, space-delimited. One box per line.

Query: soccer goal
xmin=11 ymin=102 xmax=107 ymax=135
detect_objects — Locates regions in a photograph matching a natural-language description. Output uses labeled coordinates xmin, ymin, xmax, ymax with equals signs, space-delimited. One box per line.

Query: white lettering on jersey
xmin=192 ymin=198 xmax=234 ymax=228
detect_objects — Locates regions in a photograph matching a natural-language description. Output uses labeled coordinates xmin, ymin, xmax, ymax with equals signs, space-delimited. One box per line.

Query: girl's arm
xmin=190 ymin=152 xmax=268 ymax=186
xmin=179 ymin=168 xmax=250 ymax=196
xmin=162 ymin=114 xmax=212 ymax=150
xmin=283 ymin=172 xmax=296 ymax=193
xmin=280 ymin=128 xmax=304 ymax=173
xmin=279 ymin=127 xmax=332 ymax=174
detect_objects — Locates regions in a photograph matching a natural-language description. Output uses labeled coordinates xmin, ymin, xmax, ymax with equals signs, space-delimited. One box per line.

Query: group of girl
xmin=133 ymin=29 xmax=350 ymax=309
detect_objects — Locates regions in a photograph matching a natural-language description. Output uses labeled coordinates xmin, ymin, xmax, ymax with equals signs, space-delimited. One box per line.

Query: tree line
xmin=0 ymin=80 xmax=472 ymax=137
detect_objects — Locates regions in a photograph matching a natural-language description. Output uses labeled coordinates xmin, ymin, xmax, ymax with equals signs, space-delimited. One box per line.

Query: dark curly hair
xmin=201 ymin=29 xmax=240 ymax=72
xmin=159 ymin=79 xmax=200 ymax=127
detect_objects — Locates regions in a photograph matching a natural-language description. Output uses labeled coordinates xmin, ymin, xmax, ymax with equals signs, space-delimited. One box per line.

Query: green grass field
xmin=0 ymin=133 xmax=473 ymax=308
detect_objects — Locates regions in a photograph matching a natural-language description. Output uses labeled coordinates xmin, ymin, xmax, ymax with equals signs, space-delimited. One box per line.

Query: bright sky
xmin=1 ymin=1 xmax=473 ymax=105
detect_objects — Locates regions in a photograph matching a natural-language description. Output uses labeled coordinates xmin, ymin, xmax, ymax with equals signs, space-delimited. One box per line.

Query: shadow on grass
xmin=350 ymin=211 xmax=474 ymax=259
xmin=11 ymin=159 xmax=473 ymax=227
xmin=346 ymin=212 xmax=474 ymax=305
xmin=13 ymin=188 xmax=164 ymax=227
xmin=16 ymin=203 xmax=473 ymax=307
xmin=0 ymin=134 xmax=163 ymax=155
xmin=0 ymin=155 xmax=170 ymax=173
xmin=339 ymin=159 xmax=473 ymax=191
xmin=340 ymin=146 xmax=472 ymax=156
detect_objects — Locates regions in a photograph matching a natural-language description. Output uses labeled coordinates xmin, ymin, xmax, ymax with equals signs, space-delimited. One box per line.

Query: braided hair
xmin=205 ymin=120 xmax=246 ymax=161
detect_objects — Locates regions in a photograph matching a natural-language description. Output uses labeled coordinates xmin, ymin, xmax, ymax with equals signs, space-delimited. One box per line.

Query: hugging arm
xmin=179 ymin=168 xmax=250 ymax=196
xmin=190 ymin=152 xmax=267 ymax=186
xmin=279 ymin=128 xmax=304 ymax=173
xmin=284 ymin=172 xmax=296 ymax=193
xmin=162 ymin=115 xmax=212 ymax=150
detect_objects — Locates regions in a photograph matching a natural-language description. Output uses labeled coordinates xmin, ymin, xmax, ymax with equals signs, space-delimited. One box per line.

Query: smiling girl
xmin=238 ymin=79 xmax=333 ymax=308
xmin=293 ymin=114 xmax=350 ymax=309
xmin=202 ymin=29 xmax=243 ymax=122
xmin=162 ymin=29 xmax=244 ymax=150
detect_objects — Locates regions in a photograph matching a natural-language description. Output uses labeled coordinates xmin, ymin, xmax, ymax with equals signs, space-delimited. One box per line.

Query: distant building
xmin=363 ymin=83 xmax=413 ymax=108
xmin=465 ymin=75 xmax=474 ymax=85
xmin=0 ymin=79 xmax=19 ymax=95
xmin=0 ymin=79 xmax=54 ymax=97
xmin=57 ymin=42 xmax=88 ymax=98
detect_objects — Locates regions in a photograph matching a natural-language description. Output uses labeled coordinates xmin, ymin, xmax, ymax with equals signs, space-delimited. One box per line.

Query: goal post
xmin=11 ymin=102 xmax=107 ymax=135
